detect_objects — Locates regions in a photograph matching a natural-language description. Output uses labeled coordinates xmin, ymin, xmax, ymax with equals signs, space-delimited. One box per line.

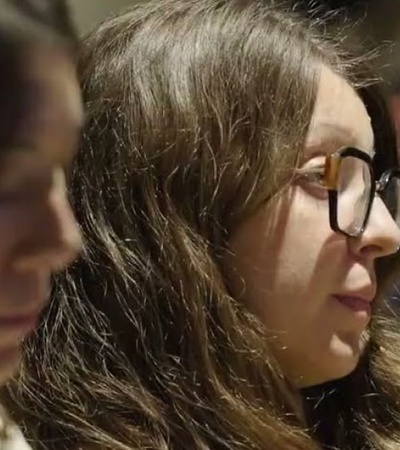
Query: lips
xmin=0 ymin=312 xmax=40 ymax=340
xmin=0 ymin=313 xmax=38 ymax=328
xmin=334 ymin=295 xmax=372 ymax=314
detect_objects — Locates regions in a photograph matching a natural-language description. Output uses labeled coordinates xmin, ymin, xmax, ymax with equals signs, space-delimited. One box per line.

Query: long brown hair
xmin=5 ymin=1 xmax=400 ymax=449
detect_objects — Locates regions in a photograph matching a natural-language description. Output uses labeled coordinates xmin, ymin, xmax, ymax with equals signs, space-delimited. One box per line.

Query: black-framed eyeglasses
xmin=296 ymin=147 xmax=400 ymax=237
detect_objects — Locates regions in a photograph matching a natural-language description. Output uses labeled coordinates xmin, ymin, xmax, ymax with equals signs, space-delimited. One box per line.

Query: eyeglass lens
xmin=336 ymin=156 xmax=372 ymax=236
xmin=336 ymin=156 xmax=400 ymax=236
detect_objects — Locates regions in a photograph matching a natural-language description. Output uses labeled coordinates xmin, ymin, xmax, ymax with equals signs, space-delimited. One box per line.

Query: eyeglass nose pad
xmin=375 ymin=179 xmax=384 ymax=193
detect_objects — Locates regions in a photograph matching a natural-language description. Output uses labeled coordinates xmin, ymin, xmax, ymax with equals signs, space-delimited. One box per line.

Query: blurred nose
xmin=350 ymin=195 xmax=400 ymax=260
xmin=12 ymin=169 xmax=81 ymax=273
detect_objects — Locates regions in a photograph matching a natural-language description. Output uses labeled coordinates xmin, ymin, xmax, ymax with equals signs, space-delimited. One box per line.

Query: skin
xmin=226 ymin=66 xmax=400 ymax=388
xmin=0 ymin=45 xmax=83 ymax=384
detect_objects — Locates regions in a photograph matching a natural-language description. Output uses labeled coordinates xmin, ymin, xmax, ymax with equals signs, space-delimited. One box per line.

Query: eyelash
xmin=295 ymin=166 xmax=330 ymax=200
xmin=297 ymin=166 xmax=325 ymax=185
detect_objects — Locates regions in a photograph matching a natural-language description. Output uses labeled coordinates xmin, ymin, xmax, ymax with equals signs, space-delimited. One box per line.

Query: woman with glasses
xmin=5 ymin=1 xmax=400 ymax=449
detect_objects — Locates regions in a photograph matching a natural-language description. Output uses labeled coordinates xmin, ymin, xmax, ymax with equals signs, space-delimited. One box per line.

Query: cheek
xmin=226 ymin=188 xmax=362 ymax=384
xmin=226 ymin=188 xmax=339 ymax=325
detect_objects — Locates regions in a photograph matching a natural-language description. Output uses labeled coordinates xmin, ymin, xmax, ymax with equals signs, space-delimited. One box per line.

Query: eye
xmin=301 ymin=167 xmax=325 ymax=184
xmin=295 ymin=165 xmax=328 ymax=200
xmin=296 ymin=163 xmax=325 ymax=185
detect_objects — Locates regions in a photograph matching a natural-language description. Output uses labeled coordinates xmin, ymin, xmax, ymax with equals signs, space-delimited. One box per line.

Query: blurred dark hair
xmin=0 ymin=0 xmax=76 ymax=45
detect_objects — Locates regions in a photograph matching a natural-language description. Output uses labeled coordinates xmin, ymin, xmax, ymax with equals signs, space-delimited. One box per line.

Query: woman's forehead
xmin=305 ymin=67 xmax=374 ymax=159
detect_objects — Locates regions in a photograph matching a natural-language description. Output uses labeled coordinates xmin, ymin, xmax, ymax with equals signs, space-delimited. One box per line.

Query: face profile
xmin=226 ymin=67 xmax=400 ymax=388
xmin=0 ymin=39 xmax=83 ymax=382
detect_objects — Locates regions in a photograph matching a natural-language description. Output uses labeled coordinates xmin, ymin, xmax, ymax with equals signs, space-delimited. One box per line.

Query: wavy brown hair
xmin=4 ymin=1 xmax=400 ymax=449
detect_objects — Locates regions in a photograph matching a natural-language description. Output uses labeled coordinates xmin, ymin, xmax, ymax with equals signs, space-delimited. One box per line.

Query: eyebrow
xmin=306 ymin=122 xmax=376 ymax=159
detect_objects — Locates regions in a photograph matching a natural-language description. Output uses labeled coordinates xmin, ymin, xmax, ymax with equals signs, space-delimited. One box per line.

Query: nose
xmin=12 ymin=169 xmax=82 ymax=273
xmin=350 ymin=195 xmax=400 ymax=259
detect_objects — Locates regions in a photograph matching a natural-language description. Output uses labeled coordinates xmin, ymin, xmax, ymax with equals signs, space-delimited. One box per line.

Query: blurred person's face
xmin=0 ymin=45 xmax=83 ymax=383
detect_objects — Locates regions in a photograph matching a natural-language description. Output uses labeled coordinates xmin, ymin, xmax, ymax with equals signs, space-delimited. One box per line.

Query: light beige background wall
xmin=69 ymin=0 xmax=143 ymax=34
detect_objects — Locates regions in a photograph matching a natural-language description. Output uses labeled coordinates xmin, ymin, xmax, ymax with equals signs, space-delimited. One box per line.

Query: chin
xmin=330 ymin=331 xmax=364 ymax=370
xmin=323 ymin=356 xmax=359 ymax=383
xmin=295 ymin=359 xmax=359 ymax=388
xmin=293 ymin=336 xmax=363 ymax=388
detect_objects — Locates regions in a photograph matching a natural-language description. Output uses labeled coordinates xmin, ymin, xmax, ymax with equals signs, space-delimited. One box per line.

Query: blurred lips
xmin=0 ymin=300 xmax=44 ymax=345
xmin=0 ymin=311 xmax=39 ymax=336
xmin=0 ymin=272 xmax=50 ymax=340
